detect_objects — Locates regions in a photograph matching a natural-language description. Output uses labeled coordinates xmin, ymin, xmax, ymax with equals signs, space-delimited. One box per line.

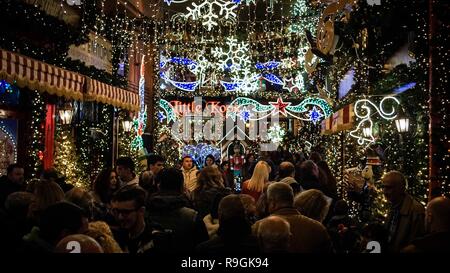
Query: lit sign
xmin=170 ymin=100 xmax=231 ymax=116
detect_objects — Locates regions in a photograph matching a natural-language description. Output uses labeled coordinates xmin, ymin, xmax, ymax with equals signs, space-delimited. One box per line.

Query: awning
xmin=85 ymin=78 xmax=139 ymax=112
xmin=0 ymin=49 xmax=139 ymax=112
xmin=321 ymin=104 xmax=354 ymax=135
xmin=0 ymin=49 xmax=84 ymax=101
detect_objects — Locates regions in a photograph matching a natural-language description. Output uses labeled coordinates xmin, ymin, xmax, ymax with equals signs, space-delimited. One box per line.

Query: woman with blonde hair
xmin=85 ymin=221 xmax=123 ymax=253
xmin=294 ymin=189 xmax=331 ymax=223
xmin=241 ymin=161 xmax=270 ymax=202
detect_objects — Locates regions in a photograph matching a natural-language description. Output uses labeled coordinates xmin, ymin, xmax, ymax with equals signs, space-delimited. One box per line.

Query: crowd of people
xmin=0 ymin=151 xmax=449 ymax=254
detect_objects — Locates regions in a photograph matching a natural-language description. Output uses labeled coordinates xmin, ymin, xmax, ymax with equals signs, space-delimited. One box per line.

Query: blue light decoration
xmin=392 ymin=82 xmax=416 ymax=94
xmin=168 ymin=57 xmax=198 ymax=71
xmin=255 ymin=61 xmax=281 ymax=70
xmin=262 ymin=73 xmax=283 ymax=86
xmin=171 ymin=80 xmax=199 ymax=92
xmin=182 ymin=143 xmax=221 ymax=167
xmin=239 ymin=107 xmax=252 ymax=122
xmin=308 ymin=106 xmax=324 ymax=124
xmin=158 ymin=99 xmax=176 ymax=123
xmin=233 ymin=0 xmax=256 ymax=6
xmin=221 ymin=81 xmax=242 ymax=92
xmin=117 ymin=61 xmax=125 ymax=76
xmin=0 ymin=80 xmax=16 ymax=95
xmin=157 ymin=111 xmax=166 ymax=123
xmin=338 ymin=67 xmax=355 ymax=99
xmin=159 ymin=56 xmax=200 ymax=92
xmin=160 ymin=71 xmax=199 ymax=92
xmin=163 ymin=0 xmax=189 ymax=6
xmin=0 ymin=80 xmax=20 ymax=105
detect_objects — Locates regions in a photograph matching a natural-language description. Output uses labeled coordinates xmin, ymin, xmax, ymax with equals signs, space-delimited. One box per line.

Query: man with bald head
xmin=278 ymin=162 xmax=302 ymax=194
xmin=55 ymin=234 xmax=104 ymax=253
xmin=402 ymin=197 xmax=450 ymax=252
xmin=382 ymin=171 xmax=425 ymax=252
xmin=252 ymin=182 xmax=332 ymax=253
xmin=257 ymin=216 xmax=291 ymax=253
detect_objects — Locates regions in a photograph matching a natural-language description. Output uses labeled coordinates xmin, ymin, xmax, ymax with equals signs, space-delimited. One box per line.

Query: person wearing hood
xmin=147 ymin=168 xmax=208 ymax=252
xmin=180 ymin=156 xmax=198 ymax=193
xmin=278 ymin=162 xmax=303 ymax=195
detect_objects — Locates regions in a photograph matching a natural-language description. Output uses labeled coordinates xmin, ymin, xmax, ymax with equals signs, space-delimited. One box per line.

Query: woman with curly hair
xmin=85 ymin=221 xmax=123 ymax=253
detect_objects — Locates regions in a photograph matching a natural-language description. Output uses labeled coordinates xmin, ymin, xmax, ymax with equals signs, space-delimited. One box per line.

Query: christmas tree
xmin=54 ymin=129 xmax=89 ymax=188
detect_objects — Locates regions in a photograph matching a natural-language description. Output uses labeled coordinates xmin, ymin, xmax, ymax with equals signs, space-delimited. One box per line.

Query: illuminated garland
xmin=286 ymin=97 xmax=334 ymax=117
xmin=25 ymin=90 xmax=45 ymax=178
xmin=158 ymin=99 xmax=177 ymax=123
xmin=225 ymin=97 xmax=333 ymax=123
xmin=132 ymin=55 xmax=147 ymax=150
xmin=160 ymin=56 xmax=200 ymax=92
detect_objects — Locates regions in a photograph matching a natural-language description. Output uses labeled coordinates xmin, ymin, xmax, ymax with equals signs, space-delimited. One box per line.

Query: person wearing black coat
xmin=0 ymin=164 xmax=25 ymax=209
xmin=146 ymin=168 xmax=209 ymax=252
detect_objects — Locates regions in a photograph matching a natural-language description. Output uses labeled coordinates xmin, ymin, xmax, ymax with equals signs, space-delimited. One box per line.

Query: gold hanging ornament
xmin=316 ymin=18 xmax=335 ymax=55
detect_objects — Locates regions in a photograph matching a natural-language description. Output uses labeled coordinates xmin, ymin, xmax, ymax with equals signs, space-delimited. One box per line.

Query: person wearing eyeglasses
xmin=110 ymin=186 xmax=171 ymax=254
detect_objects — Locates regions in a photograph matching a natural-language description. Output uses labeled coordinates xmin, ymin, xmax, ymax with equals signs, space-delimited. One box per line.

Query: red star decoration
xmin=270 ymin=97 xmax=291 ymax=115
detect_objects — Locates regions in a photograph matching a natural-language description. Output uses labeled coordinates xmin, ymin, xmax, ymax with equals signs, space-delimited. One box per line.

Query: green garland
xmin=0 ymin=0 xmax=129 ymax=88
xmin=76 ymin=103 xmax=114 ymax=184
xmin=24 ymin=90 xmax=46 ymax=178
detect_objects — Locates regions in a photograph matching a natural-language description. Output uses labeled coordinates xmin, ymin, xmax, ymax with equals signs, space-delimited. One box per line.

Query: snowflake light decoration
xmin=308 ymin=106 xmax=324 ymax=124
xmin=184 ymin=0 xmax=239 ymax=31
xmin=213 ymin=37 xmax=259 ymax=94
xmin=268 ymin=124 xmax=286 ymax=143
xmin=239 ymin=107 xmax=252 ymax=122
xmin=212 ymin=37 xmax=252 ymax=74
xmin=236 ymin=72 xmax=260 ymax=94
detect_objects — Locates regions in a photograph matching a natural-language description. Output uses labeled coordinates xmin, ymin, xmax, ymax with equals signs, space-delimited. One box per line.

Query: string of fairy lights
xmin=26 ymin=90 xmax=46 ymax=178
xmin=1 ymin=0 xmax=446 ymax=201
